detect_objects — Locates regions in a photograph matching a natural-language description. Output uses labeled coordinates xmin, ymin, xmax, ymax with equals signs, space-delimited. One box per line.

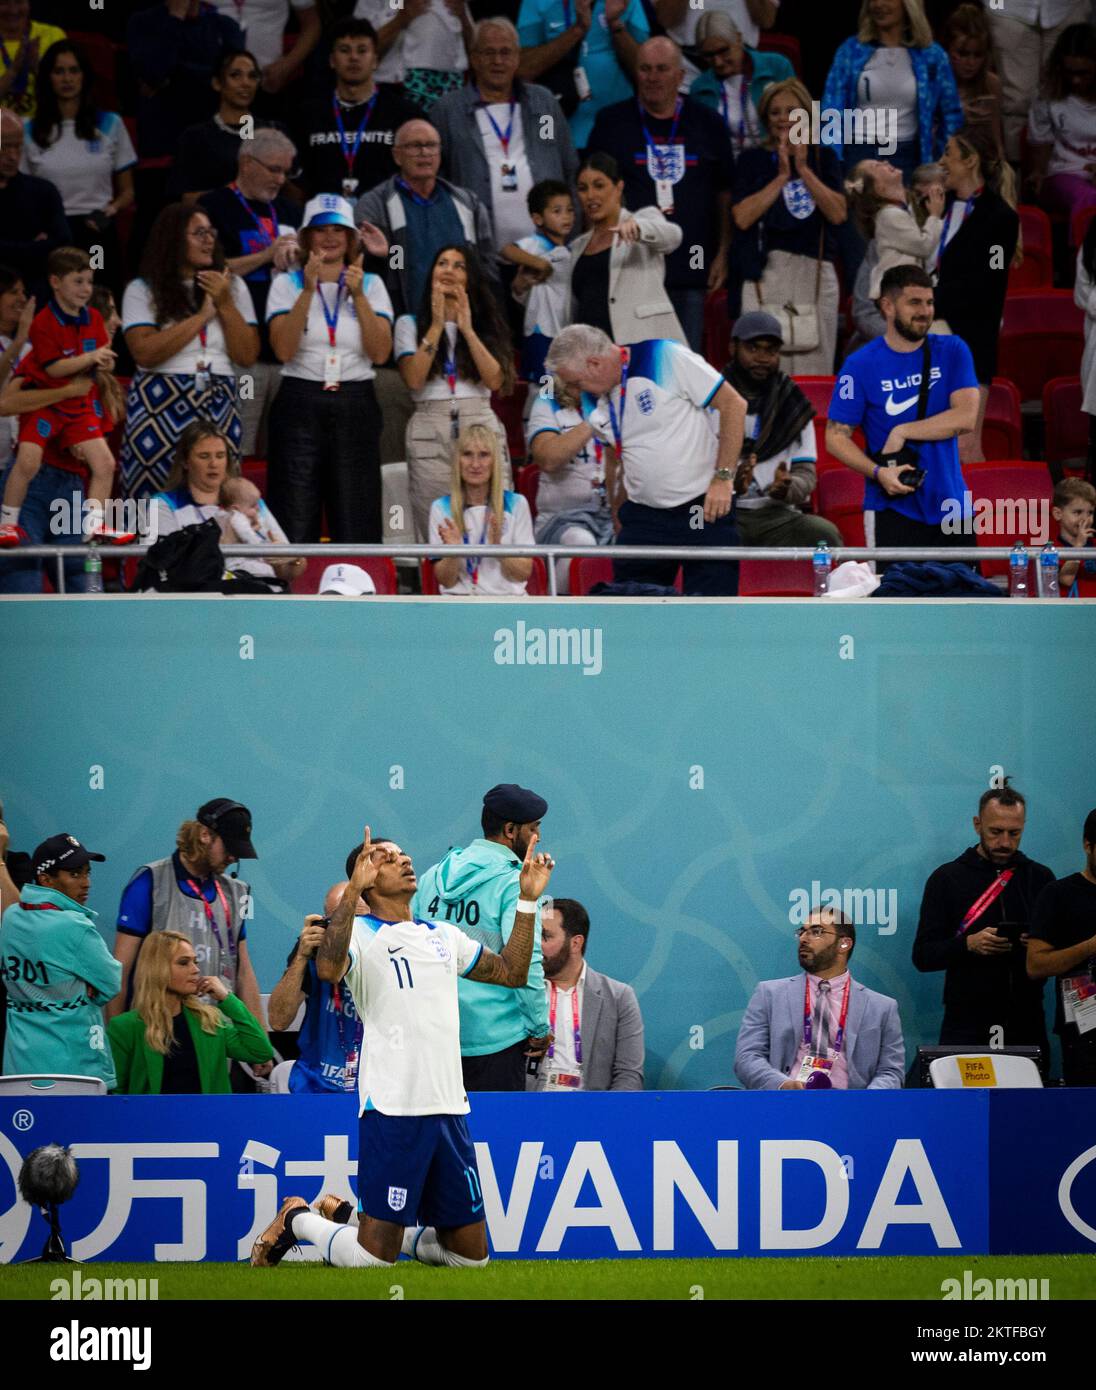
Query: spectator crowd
xmin=1 ymin=778 xmax=1094 ymax=1094
xmin=0 ymin=0 xmax=1094 ymax=595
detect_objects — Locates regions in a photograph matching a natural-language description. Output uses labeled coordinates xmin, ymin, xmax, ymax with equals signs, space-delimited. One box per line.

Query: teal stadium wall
xmin=2 ymin=597 xmax=1092 ymax=1087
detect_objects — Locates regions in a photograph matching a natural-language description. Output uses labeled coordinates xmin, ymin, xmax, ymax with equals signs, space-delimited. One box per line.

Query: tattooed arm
xmin=825 ymin=418 xmax=914 ymax=497
xmin=316 ymin=827 xmax=385 ymax=982
xmin=465 ymin=832 xmax=554 ymax=988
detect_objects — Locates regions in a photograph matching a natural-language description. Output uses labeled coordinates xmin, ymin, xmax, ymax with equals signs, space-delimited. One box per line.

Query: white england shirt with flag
xmin=344 ymin=913 xmax=482 ymax=1116
xmin=580 ymin=338 xmax=725 ymax=508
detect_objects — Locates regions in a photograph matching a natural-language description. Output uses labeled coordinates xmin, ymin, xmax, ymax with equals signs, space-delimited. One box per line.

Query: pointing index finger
xmin=523 ymin=830 xmax=539 ymax=865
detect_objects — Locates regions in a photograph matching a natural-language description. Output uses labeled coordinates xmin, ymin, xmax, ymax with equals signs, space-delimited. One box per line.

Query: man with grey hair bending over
xmin=545 ymin=322 xmax=746 ymax=594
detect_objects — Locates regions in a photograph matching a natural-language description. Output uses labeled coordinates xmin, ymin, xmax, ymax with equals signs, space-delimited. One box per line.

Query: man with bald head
xmin=431 ymin=18 xmax=577 ymax=266
xmin=353 ymin=116 xmax=498 ymax=462
xmin=267 ymin=878 xmax=366 ymax=1094
xmin=0 ymin=107 xmax=71 ymax=301
xmin=353 ymin=117 xmax=498 ymax=319
xmin=588 ymin=35 xmax=735 ymax=352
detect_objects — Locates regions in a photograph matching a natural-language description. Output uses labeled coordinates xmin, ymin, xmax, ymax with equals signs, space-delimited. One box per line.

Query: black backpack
xmin=132 ymin=517 xmax=225 ymax=593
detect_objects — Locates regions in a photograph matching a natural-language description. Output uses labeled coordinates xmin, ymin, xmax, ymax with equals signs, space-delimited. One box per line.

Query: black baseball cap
xmin=483 ymin=783 xmax=548 ymax=822
xmin=197 ymin=799 xmax=257 ymax=859
xmin=32 ymin=834 xmax=106 ymax=879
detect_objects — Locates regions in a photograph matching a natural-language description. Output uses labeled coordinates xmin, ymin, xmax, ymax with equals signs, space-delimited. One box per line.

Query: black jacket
xmin=933 ymin=188 xmax=1018 ymax=384
xmin=913 ymin=846 xmax=1054 ymax=1023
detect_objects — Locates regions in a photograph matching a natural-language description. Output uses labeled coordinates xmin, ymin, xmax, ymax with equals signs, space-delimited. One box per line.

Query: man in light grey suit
xmin=735 ymin=908 xmax=905 ymax=1090
xmin=527 ymin=897 xmax=644 ymax=1091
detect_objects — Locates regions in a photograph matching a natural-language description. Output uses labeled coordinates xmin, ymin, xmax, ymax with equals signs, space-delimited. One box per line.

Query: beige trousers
xmin=406 ymin=397 xmax=513 ymax=542
xmin=741 ymin=250 xmax=841 ymax=377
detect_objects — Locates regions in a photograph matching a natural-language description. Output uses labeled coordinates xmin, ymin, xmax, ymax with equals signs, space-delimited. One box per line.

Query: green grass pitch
xmin=3 ymin=1255 xmax=1094 ymax=1301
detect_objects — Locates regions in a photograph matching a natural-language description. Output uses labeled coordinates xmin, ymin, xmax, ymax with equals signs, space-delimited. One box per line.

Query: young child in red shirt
xmin=0 ymin=247 xmax=131 ymax=546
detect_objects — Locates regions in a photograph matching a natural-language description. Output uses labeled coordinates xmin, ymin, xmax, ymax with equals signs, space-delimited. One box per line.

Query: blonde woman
xmin=429 ymin=424 xmax=533 ymax=596
xmin=107 ymin=931 xmax=272 ymax=1094
xmin=822 ymin=0 xmax=963 ymax=178
xmin=731 ymin=78 xmax=847 ymax=376
xmin=845 ymin=159 xmax=944 ymax=299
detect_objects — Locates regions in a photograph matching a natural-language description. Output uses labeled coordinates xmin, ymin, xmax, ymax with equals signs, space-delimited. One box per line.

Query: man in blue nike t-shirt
xmin=825 ymin=265 xmax=980 ymax=558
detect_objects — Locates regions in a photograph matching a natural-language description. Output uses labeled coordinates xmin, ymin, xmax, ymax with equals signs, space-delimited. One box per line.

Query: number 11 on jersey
xmin=390 ymin=956 xmax=415 ymax=989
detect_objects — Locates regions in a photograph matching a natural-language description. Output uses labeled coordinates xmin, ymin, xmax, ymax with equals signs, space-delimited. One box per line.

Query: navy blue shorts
xmin=357 ymin=1110 xmax=483 ymax=1229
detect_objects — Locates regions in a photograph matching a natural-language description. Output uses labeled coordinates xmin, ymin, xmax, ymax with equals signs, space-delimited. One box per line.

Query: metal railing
xmin=8 ymin=543 xmax=1091 ymax=597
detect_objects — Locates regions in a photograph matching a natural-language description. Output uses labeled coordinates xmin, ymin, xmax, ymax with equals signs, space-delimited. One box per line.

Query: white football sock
xmin=1 ymin=505 xmax=20 ymax=526
xmin=410 ymin=1226 xmax=489 ymax=1268
xmin=291 ymin=1211 xmax=394 ymax=1266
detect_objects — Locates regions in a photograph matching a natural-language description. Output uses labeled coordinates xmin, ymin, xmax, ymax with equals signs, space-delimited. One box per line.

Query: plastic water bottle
xmin=1008 ymin=543 xmax=1029 ymax=598
xmin=1037 ymin=543 xmax=1060 ymax=598
xmin=83 ymin=541 xmax=103 ymax=595
xmin=812 ymin=542 xmax=832 ymax=597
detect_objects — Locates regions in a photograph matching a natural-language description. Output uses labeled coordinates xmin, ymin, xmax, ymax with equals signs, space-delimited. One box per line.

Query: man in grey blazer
xmin=527 ymin=897 xmax=644 ymax=1091
xmin=734 ymin=909 xmax=905 ymax=1090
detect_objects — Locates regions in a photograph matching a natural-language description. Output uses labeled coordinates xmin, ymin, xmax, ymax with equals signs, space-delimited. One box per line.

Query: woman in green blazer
xmin=108 ymin=930 xmax=273 ymax=1094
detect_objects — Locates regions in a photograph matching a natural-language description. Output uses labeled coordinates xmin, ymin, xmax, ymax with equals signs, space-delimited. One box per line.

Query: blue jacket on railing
xmin=821 ymin=38 xmax=963 ymax=165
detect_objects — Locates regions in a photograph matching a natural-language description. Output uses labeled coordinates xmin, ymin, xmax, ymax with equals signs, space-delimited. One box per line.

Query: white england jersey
xmin=344 ymin=913 xmax=482 ymax=1116
xmin=580 ymin=338 xmax=725 ymax=508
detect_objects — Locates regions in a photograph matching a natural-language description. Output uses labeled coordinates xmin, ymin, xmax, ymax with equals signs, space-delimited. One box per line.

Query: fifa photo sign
xmin=2 ymin=1092 xmax=1093 ymax=1261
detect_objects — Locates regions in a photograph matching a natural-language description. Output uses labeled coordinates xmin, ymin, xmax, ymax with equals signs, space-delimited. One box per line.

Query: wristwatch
xmin=713 ymin=468 xmax=733 ymax=482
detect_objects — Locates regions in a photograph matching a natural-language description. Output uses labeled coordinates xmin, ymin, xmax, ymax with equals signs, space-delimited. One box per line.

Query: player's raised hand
xmin=518 ymin=831 xmax=554 ymax=901
xmin=350 ymin=826 xmax=391 ymax=894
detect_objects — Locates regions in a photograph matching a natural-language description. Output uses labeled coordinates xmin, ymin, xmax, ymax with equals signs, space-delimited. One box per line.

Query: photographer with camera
xmin=825 ymin=265 xmax=979 ymax=565
xmin=266 ymin=877 xmax=366 ymax=1095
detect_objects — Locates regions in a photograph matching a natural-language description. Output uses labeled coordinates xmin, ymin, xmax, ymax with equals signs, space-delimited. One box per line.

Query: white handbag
xmin=754 ymin=228 xmax=825 ymax=355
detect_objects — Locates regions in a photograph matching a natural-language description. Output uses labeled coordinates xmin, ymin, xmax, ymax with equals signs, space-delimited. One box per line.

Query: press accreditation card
xmin=796 ymin=1053 xmax=834 ymax=1083
xmin=323 ymin=350 xmax=342 ymax=391
xmin=655 ymin=179 xmax=674 ymax=213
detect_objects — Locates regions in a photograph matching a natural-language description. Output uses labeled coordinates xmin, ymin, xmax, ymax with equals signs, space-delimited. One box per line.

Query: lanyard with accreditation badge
xmin=481 ymin=99 xmax=520 ymax=191
xmin=317 ymin=274 xmax=346 ymax=390
xmin=605 ymin=346 xmax=630 ymax=454
xmin=185 ymin=878 xmax=234 ymax=955
xmin=796 ymin=975 xmax=850 ymax=1088
xmin=547 ymin=981 xmax=582 ymax=1063
xmin=229 ymin=183 xmax=277 ymax=248
xmin=639 ymin=98 xmax=682 ymax=213
xmin=333 ymin=92 xmax=378 ymax=198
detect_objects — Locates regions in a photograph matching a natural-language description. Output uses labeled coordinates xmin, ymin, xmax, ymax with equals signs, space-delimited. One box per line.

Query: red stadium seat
xmin=737 ymin=559 xmax=813 ymax=595
xmin=997 ymin=291 xmax=1084 ymax=404
xmin=967 ymin=462 xmax=1055 ymax=577
xmin=295 ymin=554 xmax=398 ymax=595
xmin=241 ymin=458 xmax=268 ymax=490
xmin=757 ymin=32 xmax=802 ymax=76
xmin=704 ymin=290 xmax=730 ymax=370
xmin=1009 ymin=206 xmax=1053 ymax=291
xmin=794 ymin=375 xmax=837 ymax=417
xmin=1042 ymin=376 xmax=1088 ymax=470
xmin=491 ymin=383 xmax=528 ymax=464
xmin=792 ymin=378 xmax=867 ymax=477
xmin=816 ymin=468 xmax=865 ymax=546
xmin=70 ymin=31 xmax=121 ymax=110
xmin=568 ymin=557 xmax=685 ymax=594
xmin=1072 ymin=205 xmax=1096 ymax=252
xmin=514 ymin=463 xmax=539 ymax=522
xmin=569 ymin=556 xmax=615 ymax=595
xmin=983 ymin=378 xmax=1023 ymax=461
xmin=421 ymin=556 xmax=547 ymax=594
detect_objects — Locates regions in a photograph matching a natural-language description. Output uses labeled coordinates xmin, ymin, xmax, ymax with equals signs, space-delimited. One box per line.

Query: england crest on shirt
xmin=646 ymin=142 xmax=686 ymax=185
xmin=388 ymin=1186 xmax=407 ymax=1212
xmin=637 ymin=388 xmax=655 ymax=415
xmin=783 ymin=178 xmax=816 ymax=220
